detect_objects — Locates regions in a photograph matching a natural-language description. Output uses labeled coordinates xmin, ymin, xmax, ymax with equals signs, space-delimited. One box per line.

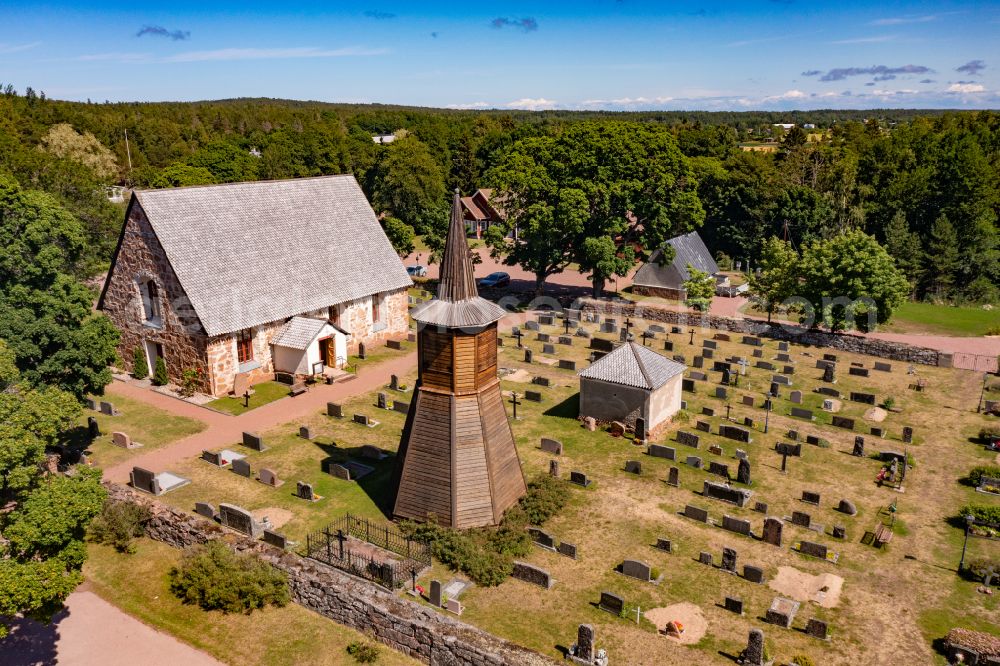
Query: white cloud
xmin=76 ymin=46 xmax=387 ymax=64
xmin=947 ymin=83 xmax=986 ymax=93
xmin=445 ymin=102 xmax=493 ymax=110
xmin=870 ymin=14 xmax=937 ymax=26
xmin=762 ymin=89 xmax=809 ymax=102
xmin=829 ymin=35 xmax=895 ymax=45
xmin=0 ymin=41 xmax=41 ymax=55
xmin=580 ymin=96 xmax=674 ymax=107
xmin=505 ymin=97 xmax=557 ymax=110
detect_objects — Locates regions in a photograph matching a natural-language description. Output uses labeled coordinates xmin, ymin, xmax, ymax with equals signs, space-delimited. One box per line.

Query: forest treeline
xmin=0 ymin=89 xmax=996 ymax=302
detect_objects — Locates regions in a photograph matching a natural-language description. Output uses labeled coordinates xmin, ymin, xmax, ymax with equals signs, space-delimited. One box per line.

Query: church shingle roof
xmin=579 ymin=341 xmax=687 ymax=390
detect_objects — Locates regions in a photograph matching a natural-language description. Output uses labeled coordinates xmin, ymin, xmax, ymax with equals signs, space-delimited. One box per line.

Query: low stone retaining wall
xmin=106 ymin=484 xmax=552 ymax=666
xmin=577 ymin=298 xmax=942 ymax=367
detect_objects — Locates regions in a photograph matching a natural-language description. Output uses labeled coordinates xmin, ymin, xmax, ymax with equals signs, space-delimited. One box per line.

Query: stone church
xmin=98 ymin=175 xmax=411 ymax=396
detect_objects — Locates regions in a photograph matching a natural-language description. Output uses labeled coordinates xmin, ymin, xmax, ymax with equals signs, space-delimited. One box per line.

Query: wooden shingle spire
xmin=437 ymin=189 xmax=479 ymax=302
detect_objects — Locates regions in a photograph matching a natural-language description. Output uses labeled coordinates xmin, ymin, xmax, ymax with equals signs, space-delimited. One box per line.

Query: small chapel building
xmin=578 ymin=342 xmax=687 ymax=436
xmin=98 ymin=175 xmax=411 ymax=396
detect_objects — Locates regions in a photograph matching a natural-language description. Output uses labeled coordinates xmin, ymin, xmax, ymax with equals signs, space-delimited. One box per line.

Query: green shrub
xmin=791 ymin=655 xmax=816 ymax=666
xmin=152 ymin=356 xmax=168 ymax=386
xmin=967 ymin=558 xmax=999 ymax=585
xmin=882 ymin=396 xmax=895 ymax=410
xmin=180 ymin=368 xmax=201 ymax=397
xmin=346 ymin=639 xmax=381 ymax=664
xmin=960 ymin=504 xmax=1000 ymax=525
xmin=986 ymin=324 xmax=1000 ymax=336
xmin=168 ymin=540 xmax=289 ymax=614
xmin=88 ymin=500 xmax=151 ymax=553
xmin=516 ymin=474 xmax=570 ymax=526
xmin=132 ymin=347 xmax=148 ymax=379
xmin=980 ymin=426 xmax=1000 ymax=441
xmin=968 ymin=466 xmax=1000 ymax=486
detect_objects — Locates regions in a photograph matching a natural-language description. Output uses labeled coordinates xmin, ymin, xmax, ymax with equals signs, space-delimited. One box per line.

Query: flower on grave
xmin=415 ymin=585 xmax=425 ymax=595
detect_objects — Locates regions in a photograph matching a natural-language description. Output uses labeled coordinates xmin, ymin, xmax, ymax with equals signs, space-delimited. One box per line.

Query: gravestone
xmin=543 ymin=343 xmax=555 ymax=355
xmin=766 ymin=597 xmax=800 ymax=629
xmin=837 ymin=499 xmax=857 ymax=516
xmin=648 ymin=444 xmax=675 ymax=460
xmin=667 ymin=466 xmax=680 ymax=487
xmin=570 ymin=471 xmax=591 ymax=487
xmin=87 ymin=416 xmax=100 ymax=438
xmin=722 ymin=548 xmax=736 ymax=573
xmin=817 ymin=386 xmax=840 ymax=398
xmin=682 ymin=378 xmax=696 ymax=393
xmin=702 ymin=407 xmax=715 ymax=417
xmin=703 ymin=340 xmax=717 ymax=350
xmin=195 ymin=502 xmax=215 ymax=519
xmin=763 ymin=517 xmax=783 ymax=547
xmin=231 ymin=458 xmax=252 ymax=478
xmin=752 ymin=349 xmax=763 ymax=358
xmin=296 ymin=481 xmax=315 ymax=501
xmin=742 ymin=629 xmax=766 ymax=666
xmin=775 ymin=442 xmax=801 ymax=457
xmin=598 ymin=591 xmax=624 ymax=615
xmin=806 ymin=618 xmax=829 ymax=640
xmin=329 ymin=463 xmax=352 ymax=481
xmin=263 ymin=530 xmax=288 ymax=550
xmin=112 ymin=432 xmax=137 ymax=449
xmin=677 ymin=431 xmax=700 ymax=447
xmin=558 ymin=336 xmax=573 ymax=346
xmin=353 ymin=413 xmax=374 ymax=427
xmin=744 ymin=564 xmax=765 ymax=584
xmin=902 ymin=426 xmax=913 ymax=444
xmin=634 ymin=417 xmax=647 ymax=441
xmin=242 ymin=431 xmax=266 ymax=451
xmin=524 ymin=349 xmax=533 ymax=363
xmin=708 ymin=444 xmax=723 ymax=456
xmin=754 ymin=501 xmax=768 ymax=514
xmin=849 ymin=366 xmax=869 ymax=378
xmin=258 ymin=468 xmax=280 ymax=487
xmin=874 ymin=361 xmax=892 ymax=372
xmin=742 ymin=395 xmax=755 ymax=407
xmin=689 ymin=370 xmax=708 ymax=381
xmin=540 ymin=438 xmax=563 ymax=455
xmin=686 ymin=455 xmax=703 ymax=469
xmin=624 ymin=460 xmax=642 ymax=475
xmin=719 ymin=425 xmax=751 ymax=443
xmin=802 ymin=490 xmax=820 ymax=505
xmin=684 ymin=505 xmax=709 ymax=522
xmin=791 ymin=511 xmax=811 ymax=528
xmin=737 ymin=457 xmax=751 ymax=485
xmin=735 ymin=449 xmax=747 ymax=460
xmin=532 ymin=376 xmax=552 ymax=387
xmin=526 ymin=321 xmax=540 ymax=332
xmin=756 ymin=361 xmax=776 ymax=371
xmin=201 ymin=450 xmax=222 ymax=466
xmin=525 ymin=390 xmax=542 ymax=402
xmin=699 ymin=551 xmax=713 ymax=565
xmin=853 ymin=436 xmax=865 ymax=457
xmin=743 ymin=417 xmax=755 ymax=429
xmin=557 ymin=541 xmax=577 ymax=559
xmin=692 ymin=356 xmax=704 ymax=369
xmin=622 ymin=559 xmax=652 ymax=582
xmin=832 ymin=525 xmax=846 ymax=539
xmin=823 ymin=353 xmax=838 ymax=362
xmin=99 ymin=401 xmax=119 ymax=416
xmin=787 ymin=429 xmax=799 ymax=441
xmin=327 ymin=402 xmax=344 ymax=418
xmin=663 ymin=340 xmax=674 ymax=352
xmin=725 ymin=596 xmax=744 ymax=615
xmin=709 ymin=461 xmax=730 ymax=479
xmin=850 ymin=391 xmax=876 ymax=405
xmin=430 ymin=580 xmax=442 ymax=607
xmin=703 ymin=480 xmax=752 ymax=507
xmin=130 ymin=467 xmax=156 ymax=494
xmin=298 ymin=425 xmax=313 ymax=440
xmin=528 ymin=528 xmax=556 ymax=550
xmin=823 ymin=364 xmax=835 ymax=383
xmin=722 ymin=516 xmax=751 ymax=536
xmin=549 ymin=459 xmax=560 ymax=478
xmin=591 ymin=337 xmax=614 ymax=352
xmin=655 ymin=537 xmax=672 ymax=552
xmin=776 ymin=353 xmax=791 ymax=362
xmin=799 ymin=540 xmax=828 ymax=560
xmin=715 ymin=386 xmax=728 ymax=400
xmin=357 ymin=342 xmax=367 ymax=359
xmin=822 ymin=399 xmax=835 ymax=411
xmin=790 ymin=390 xmax=803 ymax=404
xmin=831 ymin=416 xmax=855 ymax=430
xmin=871 ymin=426 xmax=885 ymax=438
xmin=806 ymin=434 xmax=822 ymax=446
xmin=575 ymin=624 xmax=596 ymax=663
xmin=695 ymin=420 xmax=710 ymax=433
xmin=377 ymin=392 xmax=388 ymax=409
xmin=778 ymin=341 xmax=789 ymax=351
xmin=219 ymin=503 xmax=261 ymax=538
xmin=772 ymin=374 xmax=792 ymax=386
xmin=791 ymin=407 xmax=814 ymax=420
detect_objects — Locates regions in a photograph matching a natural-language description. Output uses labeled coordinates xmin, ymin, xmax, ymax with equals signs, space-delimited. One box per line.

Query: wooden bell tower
xmin=391 ymin=191 xmax=526 ymax=529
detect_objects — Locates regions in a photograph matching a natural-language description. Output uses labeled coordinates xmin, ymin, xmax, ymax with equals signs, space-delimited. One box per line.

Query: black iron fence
xmin=304 ymin=515 xmax=430 ymax=589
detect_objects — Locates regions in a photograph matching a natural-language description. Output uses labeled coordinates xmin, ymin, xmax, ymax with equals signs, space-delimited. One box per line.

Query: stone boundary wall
xmin=106 ymin=484 xmax=552 ymax=666
xmin=577 ymin=298 xmax=943 ymax=367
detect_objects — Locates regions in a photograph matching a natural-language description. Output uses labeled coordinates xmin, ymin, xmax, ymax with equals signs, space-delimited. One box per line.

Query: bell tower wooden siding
xmin=394 ymin=323 xmax=525 ymax=528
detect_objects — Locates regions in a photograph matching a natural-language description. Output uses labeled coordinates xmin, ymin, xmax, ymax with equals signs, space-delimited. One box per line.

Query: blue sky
xmin=2 ymin=1 xmax=998 ymax=110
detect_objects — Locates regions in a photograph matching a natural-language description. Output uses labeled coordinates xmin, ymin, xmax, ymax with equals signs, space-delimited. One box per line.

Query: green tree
xmin=146 ymin=163 xmax=217 ymax=188
xmin=132 ymin=347 xmax=148 ymax=379
xmin=798 ymin=230 xmax=910 ymax=331
xmin=187 ymin=141 xmax=258 ymax=183
xmin=381 ymin=216 xmax=415 ymax=257
xmin=152 ymin=356 xmax=168 ymax=386
xmin=883 ymin=211 xmax=924 ymax=292
xmin=749 ymin=237 xmax=800 ymax=322
xmin=683 ymin=264 xmax=716 ymax=311
xmin=39 ymin=123 xmax=119 ymax=181
xmin=924 ymin=214 xmax=960 ymax=299
xmin=371 ymin=136 xmax=446 ymax=234
xmin=0 ymin=176 xmax=119 ymax=398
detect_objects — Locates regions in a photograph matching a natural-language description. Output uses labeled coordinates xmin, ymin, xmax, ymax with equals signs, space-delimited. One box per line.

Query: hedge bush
xmin=346 ymin=639 xmax=381 ymax=664
xmin=152 ymin=356 xmax=168 ymax=386
xmin=132 ymin=347 xmax=148 ymax=380
xmin=399 ymin=474 xmax=569 ymax=587
xmin=88 ymin=499 xmax=151 ymax=553
xmin=168 ymin=540 xmax=289 ymax=614
xmin=960 ymin=504 xmax=1000 ymax=525
xmin=968 ymin=465 xmax=1000 ymax=486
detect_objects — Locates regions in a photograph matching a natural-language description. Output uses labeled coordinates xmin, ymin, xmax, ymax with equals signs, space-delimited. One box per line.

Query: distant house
xmin=773 ymin=123 xmax=796 ymax=130
xmin=98 ymin=175 xmax=411 ymax=396
xmin=802 ymin=123 xmax=816 ymax=130
xmin=460 ymin=188 xmax=509 ymax=239
xmin=578 ymin=342 xmax=686 ymax=436
xmin=372 ymin=134 xmax=396 ymax=144
xmin=632 ymin=231 xmax=728 ymax=300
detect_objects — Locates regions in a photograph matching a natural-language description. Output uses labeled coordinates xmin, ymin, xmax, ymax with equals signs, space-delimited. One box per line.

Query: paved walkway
xmin=2 ymin=589 xmax=224 ymax=666
xmin=103 ymin=351 xmax=418 ymax=483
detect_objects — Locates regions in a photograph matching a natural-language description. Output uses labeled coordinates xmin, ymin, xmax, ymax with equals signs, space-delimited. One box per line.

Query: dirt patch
xmin=864 ymin=407 xmax=888 ymax=422
xmin=768 ymin=566 xmax=844 ymax=608
xmin=501 ymin=369 xmax=532 ymax=383
xmin=644 ymin=603 xmax=707 ymax=645
xmin=252 ymin=507 xmax=293 ymax=529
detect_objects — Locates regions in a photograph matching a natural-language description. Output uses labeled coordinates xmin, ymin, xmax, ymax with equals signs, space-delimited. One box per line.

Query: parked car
xmin=406 ymin=265 xmax=428 ymax=278
xmin=478 ymin=271 xmax=510 ymax=289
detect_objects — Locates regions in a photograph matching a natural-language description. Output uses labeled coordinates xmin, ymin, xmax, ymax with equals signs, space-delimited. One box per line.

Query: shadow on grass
xmin=543 ymin=393 xmax=580 ymax=420
xmin=312 ymin=440 xmax=396 ymax=518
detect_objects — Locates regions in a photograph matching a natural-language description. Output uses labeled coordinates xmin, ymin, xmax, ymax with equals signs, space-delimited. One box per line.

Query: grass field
xmin=127 ymin=316 xmax=999 ymax=665
xmin=206 ymin=381 xmax=292 ymax=415
xmin=84 ymin=540 xmax=420 ymax=666
xmin=882 ymin=302 xmax=1000 ymax=337
xmin=73 ymin=393 xmax=206 ymax=469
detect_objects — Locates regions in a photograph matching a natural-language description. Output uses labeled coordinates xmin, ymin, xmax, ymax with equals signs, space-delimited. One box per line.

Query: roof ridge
xmin=135 ymin=173 xmax=352 ymax=195
xmin=629 ymin=341 xmax=654 ymax=389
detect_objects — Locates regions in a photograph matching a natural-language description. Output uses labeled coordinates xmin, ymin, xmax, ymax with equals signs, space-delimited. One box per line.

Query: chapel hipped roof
xmin=578 ymin=341 xmax=687 ymax=390
xmin=410 ymin=190 xmax=507 ymax=329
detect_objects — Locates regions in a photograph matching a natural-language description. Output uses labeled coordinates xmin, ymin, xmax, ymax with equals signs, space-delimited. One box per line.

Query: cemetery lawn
xmin=881 ymin=302 xmax=1000 ymax=337
xmin=205 ymin=381 xmax=292 ymax=415
xmin=347 ymin=337 xmax=415 ymax=373
xmin=144 ymin=315 xmax=999 ymax=665
xmin=83 ymin=540 xmax=420 ymax=666
xmin=72 ymin=393 xmax=206 ymax=470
